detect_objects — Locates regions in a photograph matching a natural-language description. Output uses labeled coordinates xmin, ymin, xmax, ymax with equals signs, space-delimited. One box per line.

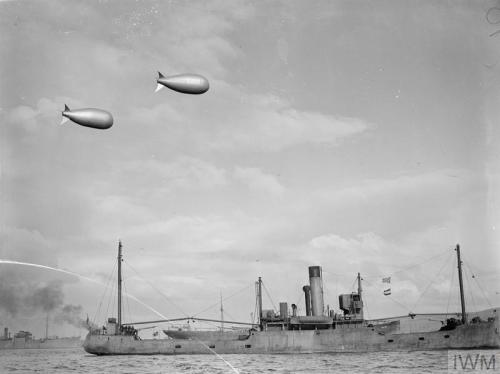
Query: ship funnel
xmin=309 ymin=266 xmax=324 ymax=316
xmin=279 ymin=302 xmax=288 ymax=319
xmin=302 ymin=285 xmax=312 ymax=316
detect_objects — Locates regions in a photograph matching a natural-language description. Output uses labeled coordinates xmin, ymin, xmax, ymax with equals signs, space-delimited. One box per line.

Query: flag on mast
xmin=382 ymin=277 xmax=391 ymax=283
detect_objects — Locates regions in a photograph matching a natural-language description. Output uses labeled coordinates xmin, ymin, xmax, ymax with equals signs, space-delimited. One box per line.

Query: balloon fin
xmin=158 ymin=71 xmax=165 ymax=79
xmin=155 ymin=83 xmax=165 ymax=93
xmin=60 ymin=116 xmax=70 ymax=125
xmin=64 ymin=104 xmax=70 ymax=111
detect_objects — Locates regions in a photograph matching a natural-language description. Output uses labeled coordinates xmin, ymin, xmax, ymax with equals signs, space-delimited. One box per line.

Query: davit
xmin=155 ymin=72 xmax=209 ymax=95
xmin=61 ymin=105 xmax=114 ymax=129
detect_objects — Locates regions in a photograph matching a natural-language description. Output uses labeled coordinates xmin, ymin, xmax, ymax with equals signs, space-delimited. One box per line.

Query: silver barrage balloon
xmin=61 ymin=105 xmax=113 ymax=129
xmin=155 ymin=72 xmax=209 ymax=95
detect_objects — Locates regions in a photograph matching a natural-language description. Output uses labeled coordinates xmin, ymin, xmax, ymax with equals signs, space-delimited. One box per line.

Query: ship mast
xmin=117 ymin=240 xmax=123 ymax=330
xmin=257 ymin=277 xmax=263 ymax=330
xmin=455 ymin=244 xmax=467 ymax=324
xmin=220 ymin=292 xmax=224 ymax=332
xmin=357 ymin=272 xmax=363 ymax=320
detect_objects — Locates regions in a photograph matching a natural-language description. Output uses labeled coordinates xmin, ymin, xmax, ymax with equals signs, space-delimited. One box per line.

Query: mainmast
xmin=220 ymin=292 xmax=224 ymax=332
xmin=257 ymin=277 xmax=263 ymax=330
xmin=117 ymin=240 xmax=123 ymax=329
xmin=357 ymin=272 xmax=364 ymax=320
xmin=455 ymin=244 xmax=467 ymax=324
xmin=45 ymin=314 xmax=49 ymax=340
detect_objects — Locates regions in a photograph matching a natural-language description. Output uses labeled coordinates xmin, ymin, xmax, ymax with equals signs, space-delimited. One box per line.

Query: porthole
xmin=418 ymin=337 xmax=425 ymax=341
xmin=444 ymin=335 xmax=450 ymax=339
xmin=175 ymin=344 xmax=182 ymax=348
xmin=387 ymin=339 xmax=394 ymax=343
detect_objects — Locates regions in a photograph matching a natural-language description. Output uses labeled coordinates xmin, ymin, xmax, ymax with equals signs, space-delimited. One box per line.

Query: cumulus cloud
xmin=4 ymin=98 xmax=62 ymax=135
xmin=121 ymin=84 xmax=372 ymax=156
xmin=234 ymin=166 xmax=285 ymax=197
xmin=298 ymin=169 xmax=479 ymax=238
xmin=122 ymin=157 xmax=228 ymax=192
xmin=190 ymin=86 xmax=372 ymax=153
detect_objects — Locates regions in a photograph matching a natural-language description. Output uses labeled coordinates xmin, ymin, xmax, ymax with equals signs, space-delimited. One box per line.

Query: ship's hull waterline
xmin=83 ymin=318 xmax=499 ymax=355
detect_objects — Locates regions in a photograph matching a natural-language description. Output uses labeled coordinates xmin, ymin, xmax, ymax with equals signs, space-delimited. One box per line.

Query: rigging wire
xmin=109 ymin=275 xmax=117 ymax=321
xmin=463 ymin=266 xmax=478 ymax=313
xmin=221 ymin=309 xmax=239 ymax=324
xmin=93 ymin=261 xmax=117 ymax=325
xmin=104 ymin=269 xmax=117 ymax=322
xmin=350 ymin=276 xmax=357 ymax=292
xmin=463 ymin=261 xmax=493 ymax=308
xmin=362 ymin=276 xmax=413 ymax=313
xmin=123 ymin=260 xmax=189 ymax=317
xmin=262 ymin=281 xmax=278 ymax=312
xmin=192 ymin=283 xmax=253 ymax=317
xmin=385 ymin=295 xmax=413 ymax=313
xmin=445 ymin=258 xmax=456 ymax=320
xmin=410 ymin=251 xmax=454 ymax=312
xmin=363 ymin=248 xmax=452 ymax=279
xmin=123 ymin=277 xmax=132 ymax=324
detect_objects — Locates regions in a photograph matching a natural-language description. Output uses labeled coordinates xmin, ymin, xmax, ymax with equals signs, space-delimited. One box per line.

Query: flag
xmin=382 ymin=277 xmax=391 ymax=283
xmin=383 ymin=288 xmax=391 ymax=296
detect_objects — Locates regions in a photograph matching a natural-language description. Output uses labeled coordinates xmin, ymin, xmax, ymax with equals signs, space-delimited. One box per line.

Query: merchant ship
xmin=83 ymin=242 xmax=499 ymax=355
xmin=0 ymin=317 xmax=82 ymax=350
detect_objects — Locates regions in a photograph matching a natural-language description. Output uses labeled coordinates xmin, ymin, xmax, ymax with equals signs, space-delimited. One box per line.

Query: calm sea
xmin=0 ymin=348 xmax=496 ymax=373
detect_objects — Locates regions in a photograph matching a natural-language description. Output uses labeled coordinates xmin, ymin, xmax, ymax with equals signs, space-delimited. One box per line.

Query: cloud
xmin=194 ymin=86 xmax=372 ymax=152
xmin=126 ymin=215 xmax=238 ymax=254
xmin=301 ymin=169 xmax=479 ymax=238
xmin=234 ymin=166 xmax=285 ymax=197
xmin=123 ymin=83 xmax=372 ymax=155
xmin=0 ymin=226 xmax=55 ymax=265
xmin=4 ymin=98 xmax=62 ymax=135
xmin=120 ymin=156 xmax=229 ymax=193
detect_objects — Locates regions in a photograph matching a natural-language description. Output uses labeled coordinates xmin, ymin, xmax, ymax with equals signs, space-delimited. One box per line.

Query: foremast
xmin=357 ymin=272 xmax=363 ymax=321
xmin=455 ymin=244 xmax=467 ymax=325
xmin=117 ymin=240 xmax=123 ymax=329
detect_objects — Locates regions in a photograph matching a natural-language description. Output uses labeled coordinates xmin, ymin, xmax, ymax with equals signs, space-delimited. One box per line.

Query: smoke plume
xmin=54 ymin=304 xmax=98 ymax=331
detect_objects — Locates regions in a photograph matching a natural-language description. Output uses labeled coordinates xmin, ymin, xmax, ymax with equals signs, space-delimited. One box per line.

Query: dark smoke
xmin=0 ymin=272 xmax=94 ymax=331
xmin=0 ymin=279 xmax=64 ymax=315
xmin=54 ymin=304 xmax=97 ymax=331
xmin=0 ymin=281 xmax=23 ymax=315
xmin=29 ymin=282 xmax=64 ymax=312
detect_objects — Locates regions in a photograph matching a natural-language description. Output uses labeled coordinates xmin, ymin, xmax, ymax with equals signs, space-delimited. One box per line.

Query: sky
xmin=1 ymin=0 xmax=500 ymax=338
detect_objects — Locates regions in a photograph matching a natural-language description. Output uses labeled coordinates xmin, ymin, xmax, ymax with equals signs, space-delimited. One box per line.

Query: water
xmin=0 ymin=348 xmax=466 ymax=373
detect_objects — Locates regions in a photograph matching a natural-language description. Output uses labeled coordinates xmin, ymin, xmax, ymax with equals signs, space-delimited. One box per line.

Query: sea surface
xmin=0 ymin=348 xmax=497 ymax=373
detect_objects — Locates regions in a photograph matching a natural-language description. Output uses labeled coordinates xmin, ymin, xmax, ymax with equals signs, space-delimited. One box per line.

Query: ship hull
xmin=84 ymin=318 xmax=499 ymax=355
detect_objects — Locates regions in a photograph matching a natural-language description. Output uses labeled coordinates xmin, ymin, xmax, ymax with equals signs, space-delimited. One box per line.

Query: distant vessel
xmin=0 ymin=313 xmax=82 ymax=350
xmin=0 ymin=328 xmax=82 ymax=350
xmin=84 ymin=242 xmax=499 ymax=355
